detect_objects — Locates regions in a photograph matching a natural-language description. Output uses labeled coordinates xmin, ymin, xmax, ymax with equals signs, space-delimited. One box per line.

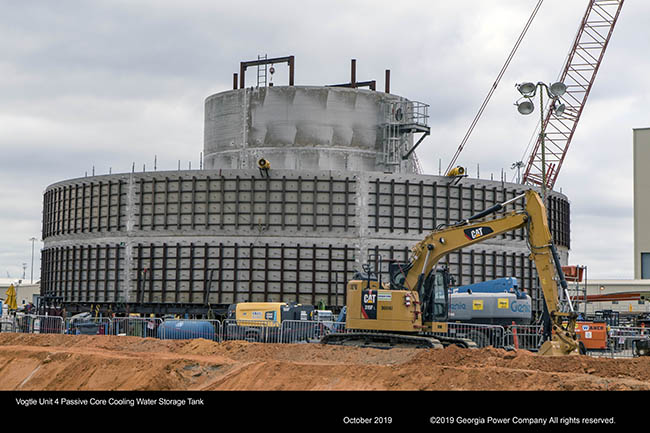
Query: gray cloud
xmin=1 ymin=0 xmax=646 ymax=280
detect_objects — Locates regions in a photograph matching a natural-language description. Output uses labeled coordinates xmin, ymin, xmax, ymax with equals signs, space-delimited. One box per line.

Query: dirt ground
xmin=1 ymin=333 xmax=650 ymax=391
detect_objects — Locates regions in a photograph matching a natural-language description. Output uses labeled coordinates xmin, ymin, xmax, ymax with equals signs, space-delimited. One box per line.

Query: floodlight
xmin=549 ymin=82 xmax=567 ymax=97
xmin=517 ymin=82 xmax=536 ymax=96
xmin=516 ymin=100 xmax=535 ymax=115
xmin=554 ymin=102 xmax=566 ymax=116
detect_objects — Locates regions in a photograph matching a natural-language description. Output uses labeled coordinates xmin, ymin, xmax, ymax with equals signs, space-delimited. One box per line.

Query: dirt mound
xmin=1 ymin=333 xmax=650 ymax=391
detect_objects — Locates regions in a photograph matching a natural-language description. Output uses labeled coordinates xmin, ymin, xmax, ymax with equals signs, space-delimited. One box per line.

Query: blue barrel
xmin=157 ymin=320 xmax=216 ymax=340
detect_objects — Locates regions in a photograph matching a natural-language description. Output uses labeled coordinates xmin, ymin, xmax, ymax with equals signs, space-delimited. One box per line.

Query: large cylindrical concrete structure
xmin=40 ymin=83 xmax=571 ymax=317
xmin=204 ymin=86 xmax=421 ymax=174
xmin=41 ymin=169 xmax=570 ymax=316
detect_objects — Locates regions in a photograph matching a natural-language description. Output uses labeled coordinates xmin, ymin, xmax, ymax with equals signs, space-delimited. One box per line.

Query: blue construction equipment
xmin=448 ymin=277 xmax=532 ymax=326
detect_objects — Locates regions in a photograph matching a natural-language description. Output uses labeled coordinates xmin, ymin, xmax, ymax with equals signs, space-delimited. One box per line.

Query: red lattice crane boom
xmin=522 ymin=0 xmax=624 ymax=189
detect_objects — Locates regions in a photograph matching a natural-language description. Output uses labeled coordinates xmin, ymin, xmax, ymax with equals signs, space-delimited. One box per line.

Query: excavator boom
xmin=396 ymin=190 xmax=578 ymax=355
xmin=324 ymin=190 xmax=579 ymax=355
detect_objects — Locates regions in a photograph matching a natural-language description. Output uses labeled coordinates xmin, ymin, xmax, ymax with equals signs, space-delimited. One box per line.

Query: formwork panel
xmin=42 ymin=169 xmax=569 ymax=317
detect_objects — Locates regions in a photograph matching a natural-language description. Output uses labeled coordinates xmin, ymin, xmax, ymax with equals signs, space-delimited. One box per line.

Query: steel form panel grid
xmin=40 ymin=244 xmax=124 ymax=305
xmin=42 ymin=180 xmax=127 ymax=238
xmin=135 ymin=175 xmax=355 ymax=232
xmin=131 ymin=242 xmax=353 ymax=307
xmin=368 ymin=178 xmax=570 ymax=248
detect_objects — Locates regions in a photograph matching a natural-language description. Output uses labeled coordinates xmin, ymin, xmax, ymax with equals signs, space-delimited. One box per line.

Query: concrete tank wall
xmin=41 ymin=169 xmax=570 ymax=315
xmin=203 ymin=86 xmax=418 ymax=173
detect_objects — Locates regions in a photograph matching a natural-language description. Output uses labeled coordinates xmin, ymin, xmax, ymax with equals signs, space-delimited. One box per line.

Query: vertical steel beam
xmin=217 ymin=243 xmax=224 ymax=304
xmin=103 ymin=245 xmax=110 ymax=303
xmin=164 ymin=177 xmax=169 ymax=230
xmin=148 ymin=244 xmax=154 ymax=304
xmin=311 ymin=244 xmax=317 ymax=305
xmin=280 ymin=243 xmax=285 ymax=303
xmin=151 ymin=178 xmax=157 ymax=230
xmin=136 ymin=243 xmax=143 ymax=305
xmin=189 ymin=242 xmax=195 ymax=304
xmin=297 ymin=176 xmax=302 ymax=231
xmin=385 ymin=69 xmax=390 ymax=93
xmin=114 ymin=244 xmax=121 ymax=303
xmin=312 ymin=177 xmax=318 ymax=231
xmin=219 ymin=175 xmax=225 ymax=230
xmin=191 ymin=176 xmax=197 ymax=230
xmin=205 ymin=175 xmax=211 ymax=229
xmin=116 ymin=180 xmax=123 ymax=231
xmin=344 ymin=177 xmax=350 ymax=231
xmin=174 ymin=243 xmax=181 ymax=304
xmin=176 ymin=177 xmax=182 ymax=230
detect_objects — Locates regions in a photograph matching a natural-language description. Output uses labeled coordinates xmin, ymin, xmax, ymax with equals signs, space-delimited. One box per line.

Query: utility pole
xmin=30 ymin=237 xmax=37 ymax=284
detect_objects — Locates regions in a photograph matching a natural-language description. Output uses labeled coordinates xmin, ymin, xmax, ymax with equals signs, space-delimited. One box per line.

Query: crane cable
xmin=445 ymin=0 xmax=544 ymax=176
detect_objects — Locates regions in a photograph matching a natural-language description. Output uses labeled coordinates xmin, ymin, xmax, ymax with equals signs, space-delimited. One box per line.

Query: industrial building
xmin=0 ymin=279 xmax=40 ymax=311
xmin=553 ymin=127 xmax=650 ymax=323
xmin=634 ymin=128 xmax=650 ymax=279
xmin=564 ymin=127 xmax=650 ymax=321
xmin=39 ymin=57 xmax=571 ymax=317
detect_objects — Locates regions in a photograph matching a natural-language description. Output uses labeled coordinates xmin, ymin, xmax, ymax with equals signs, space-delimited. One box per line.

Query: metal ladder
xmin=381 ymin=100 xmax=429 ymax=173
xmin=256 ymin=54 xmax=268 ymax=88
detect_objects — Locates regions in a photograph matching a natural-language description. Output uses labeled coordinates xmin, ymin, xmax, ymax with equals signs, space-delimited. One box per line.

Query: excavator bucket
xmin=537 ymin=338 xmax=580 ymax=356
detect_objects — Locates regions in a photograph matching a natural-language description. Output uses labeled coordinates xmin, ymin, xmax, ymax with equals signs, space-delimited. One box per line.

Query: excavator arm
xmin=391 ymin=189 xmax=579 ymax=355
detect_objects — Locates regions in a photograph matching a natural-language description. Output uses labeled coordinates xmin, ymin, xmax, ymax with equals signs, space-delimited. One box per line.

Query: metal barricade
xmin=157 ymin=319 xmax=222 ymax=341
xmin=279 ymin=320 xmax=347 ymax=343
xmin=65 ymin=317 xmax=112 ymax=335
xmin=505 ymin=324 xmax=544 ymax=352
xmin=223 ymin=319 xmax=282 ymax=343
xmin=604 ymin=326 xmax=650 ymax=358
xmin=15 ymin=315 xmax=65 ymax=334
xmin=502 ymin=325 xmax=650 ymax=358
xmin=111 ymin=317 xmax=161 ymax=338
xmin=433 ymin=323 xmax=506 ymax=348
xmin=0 ymin=318 xmax=16 ymax=333
xmin=279 ymin=320 xmax=317 ymax=343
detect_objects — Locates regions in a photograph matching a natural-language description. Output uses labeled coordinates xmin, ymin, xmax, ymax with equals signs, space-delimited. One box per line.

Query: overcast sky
xmin=0 ymin=0 xmax=646 ymax=281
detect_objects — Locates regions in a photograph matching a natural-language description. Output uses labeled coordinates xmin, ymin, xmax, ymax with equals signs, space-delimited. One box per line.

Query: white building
xmin=580 ymin=279 xmax=650 ymax=318
xmin=569 ymin=128 xmax=650 ymax=321
xmin=0 ymin=278 xmax=40 ymax=310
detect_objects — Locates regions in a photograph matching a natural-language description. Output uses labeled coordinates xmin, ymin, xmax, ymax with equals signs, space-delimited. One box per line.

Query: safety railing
xmin=4 ymin=314 xmax=650 ymax=359
xmin=15 ymin=315 xmax=65 ymax=334
xmin=222 ymin=319 xmax=283 ymax=343
xmin=65 ymin=317 xmax=112 ymax=335
xmin=280 ymin=320 xmax=348 ymax=343
xmin=598 ymin=326 xmax=650 ymax=359
xmin=111 ymin=317 xmax=162 ymax=338
xmin=0 ymin=318 xmax=16 ymax=333
xmin=433 ymin=323 xmax=507 ymax=349
xmin=504 ymin=324 xmax=545 ymax=352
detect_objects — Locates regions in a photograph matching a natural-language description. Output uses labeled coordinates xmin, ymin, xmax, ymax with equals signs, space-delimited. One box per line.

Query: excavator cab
xmin=389 ymin=261 xmax=450 ymax=324
xmin=423 ymin=268 xmax=449 ymax=323
xmin=388 ymin=261 xmax=412 ymax=290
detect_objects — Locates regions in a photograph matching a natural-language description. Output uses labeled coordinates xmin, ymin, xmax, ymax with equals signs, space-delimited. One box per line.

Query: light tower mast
xmin=522 ymin=0 xmax=624 ymax=189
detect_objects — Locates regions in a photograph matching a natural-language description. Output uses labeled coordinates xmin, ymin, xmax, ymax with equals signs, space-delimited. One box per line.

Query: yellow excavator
xmin=321 ymin=189 xmax=580 ymax=356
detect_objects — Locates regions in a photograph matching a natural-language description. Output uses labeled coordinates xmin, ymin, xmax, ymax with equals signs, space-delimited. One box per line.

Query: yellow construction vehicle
xmin=321 ymin=189 xmax=580 ymax=356
xmin=224 ymin=301 xmax=316 ymax=342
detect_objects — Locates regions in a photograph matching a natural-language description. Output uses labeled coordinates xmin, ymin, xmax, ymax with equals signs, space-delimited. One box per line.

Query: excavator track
xmin=432 ymin=335 xmax=478 ymax=349
xmin=320 ymin=332 xmax=478 ymax=350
